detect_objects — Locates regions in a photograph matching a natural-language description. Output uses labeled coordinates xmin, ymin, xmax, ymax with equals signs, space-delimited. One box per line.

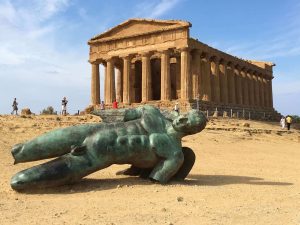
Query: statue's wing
xmin=91 ymin=108 xmax=127 ymax=123
xmin=92 ymin=106 xmax=178 ymax=123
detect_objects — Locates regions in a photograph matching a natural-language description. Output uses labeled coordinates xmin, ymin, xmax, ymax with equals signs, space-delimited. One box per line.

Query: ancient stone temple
xmin=88 ymin=19 xmax=276 ymax=116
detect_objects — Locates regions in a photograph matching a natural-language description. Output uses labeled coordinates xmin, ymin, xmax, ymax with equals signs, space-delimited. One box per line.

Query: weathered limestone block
xmin=21 ymin=108 xmax=32 ymax=115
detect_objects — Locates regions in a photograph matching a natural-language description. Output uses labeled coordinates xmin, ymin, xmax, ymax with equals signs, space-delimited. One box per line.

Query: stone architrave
xmin=141 ymin=52 xmax=152 ymax=102
xmin=161 ymin=50 xmax=171 ymax=101
xmin=180 ymin=48 xmax=191 ymax=100
xmin=91 ymin=62 xmax=100 ymax=105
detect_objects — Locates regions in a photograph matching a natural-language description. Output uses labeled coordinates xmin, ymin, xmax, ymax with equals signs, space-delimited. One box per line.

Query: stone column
xmin=180 ymin=47 xmax=191 ymax=100
xmin=247 ymin=71 xmax=255 ymax=107
xmin=227 ymin=64 xmax=236 ymax=104
xmin=235 ymin=67 xmax=243 ymax=105
xmin=263 ymin=78 xmax=269 ymax=108
xmin=219 ymin=61 xmax=228 ymax=104
xmin=103 ymin=63 xmax=107 ymax=103
xmin=269 ymin=79 xmax=273 ymax=108
xmin=91 ymin=62 xmax=100 ymax=105
xmin=253 ymin=74 xmax=260 ymax=107
xmin=122 ymin=56 xmax=131 ymax=104
xmin=210 ymin=59 xmax=221 ymax=103
xmin=192 ymin=50 xmax=201 ymax=99
xmin=258 ymin=76 xmax=264 ymax=107
xmin=105 ymin=58 xmax=115 ymax=104
xmin=141 ymin=52 xmax=151 ymax=102
xmin=241 ymin=70 xmax=249 ymax=106
xmin=116 ymin=66 xmax=123 ymax=103
xmin=161 ymin=50 xmax=171 ymax=101
xmin=201 ymin=55 xmax=211 ymax=101
xmin=175 ymin=58 xmax=181 ymax=99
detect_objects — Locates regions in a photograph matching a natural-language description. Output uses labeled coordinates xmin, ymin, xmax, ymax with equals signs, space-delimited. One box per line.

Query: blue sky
xmin=0 ymin=0 xmax=299 ymax=115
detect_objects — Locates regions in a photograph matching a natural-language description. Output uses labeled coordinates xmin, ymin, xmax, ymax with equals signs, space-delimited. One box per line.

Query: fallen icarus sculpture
xmin=10 ymin=105 xmax=207 ymax=191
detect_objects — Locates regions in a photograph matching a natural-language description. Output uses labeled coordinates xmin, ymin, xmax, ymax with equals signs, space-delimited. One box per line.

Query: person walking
xmin=112 ymin=100 xmax=118 ymax=109
xmin=174 ymin=102 xmax=180 ymax=115
xmin=286 ymin=115 xmax=292 ymax=130
xmin=61 ymin=97 xmax=68 ymax=116
xmin=11 ymin=98 xmax=18 ymax=115
xmin=280 ymin=116 xmax=286 ymax=129
xmin=100 ymin=101 xmax=105 ymax=110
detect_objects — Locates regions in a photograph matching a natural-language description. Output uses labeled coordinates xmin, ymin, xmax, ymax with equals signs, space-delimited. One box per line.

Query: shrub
xmin=291 ymin=115 xmax=300 ymax=123
xmin=41 ymin=106 xmax=57 ymax=115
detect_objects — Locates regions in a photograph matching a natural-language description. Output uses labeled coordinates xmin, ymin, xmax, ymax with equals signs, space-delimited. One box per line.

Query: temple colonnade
xmin=90 ymin=47 xmax=274 ymax=109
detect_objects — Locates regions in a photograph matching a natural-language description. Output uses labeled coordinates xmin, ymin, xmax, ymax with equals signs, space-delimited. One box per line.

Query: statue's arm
xmin=123 ymin=108 xmax=144 ymax=121
xmin=149 ymin=134 xmax=184 ymax=183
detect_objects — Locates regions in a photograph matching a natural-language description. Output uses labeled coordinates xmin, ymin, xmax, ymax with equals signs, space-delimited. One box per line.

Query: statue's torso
xmin=85 ymin=113 xmax=180 ymax=168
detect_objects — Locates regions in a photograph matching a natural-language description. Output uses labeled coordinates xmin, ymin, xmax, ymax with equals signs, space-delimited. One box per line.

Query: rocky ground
xmin=0 ymin=114 xmax=299 ymax=225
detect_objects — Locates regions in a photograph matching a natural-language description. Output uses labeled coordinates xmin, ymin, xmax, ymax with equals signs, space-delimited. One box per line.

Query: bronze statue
xmin=10 ymin=106 xmax=207 ymax=191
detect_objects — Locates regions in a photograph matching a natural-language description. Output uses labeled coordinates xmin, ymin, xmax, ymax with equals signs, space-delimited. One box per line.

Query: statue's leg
xmin=12 ymin=124 xmax=102 ymax=164
xmin=172 ymin=147 xmax=196 ymax=181
xmin=11 ymin=147 xmax=111 ymax=191
xmin=115 ymin=148 xmax=195 ymax=181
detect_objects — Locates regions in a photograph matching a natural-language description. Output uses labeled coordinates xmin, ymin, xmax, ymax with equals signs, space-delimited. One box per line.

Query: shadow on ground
xmin=18 ymin=173 xmax=293 ymax=195
xmin=185 ymin=174 xmax=293 ymax=186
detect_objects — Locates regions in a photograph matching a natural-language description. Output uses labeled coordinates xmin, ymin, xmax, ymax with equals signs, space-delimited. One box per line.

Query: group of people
xmin=9 ymin=98 xmax=294 ymax=132
xmin=10 ymin=97 xmax=69 ymax=116
xmin=280 ymin=115 xmax=293 ymax=130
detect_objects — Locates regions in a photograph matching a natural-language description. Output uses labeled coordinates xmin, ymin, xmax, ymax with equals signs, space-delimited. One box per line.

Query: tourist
xmin=174 ymin=102 xmax=180 ymax=114
xmin=11 ymin=98 xmax=18 ymax=115
xmin=61 ymin=97 xmax=68 ymax=116
xmin=280 ymin=116 xmax=286 ymax=129
xmin=112 ymin=100 xmax=118 ymax=109
xmin=286 ymin=115 xmax=292 ymax=130
xmin=100 ymin=101 xmax=105 ymax=110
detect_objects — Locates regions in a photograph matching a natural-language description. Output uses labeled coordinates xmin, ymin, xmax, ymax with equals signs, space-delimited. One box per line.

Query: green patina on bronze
xmin=10 ymin=105 xmax=207 ymax=191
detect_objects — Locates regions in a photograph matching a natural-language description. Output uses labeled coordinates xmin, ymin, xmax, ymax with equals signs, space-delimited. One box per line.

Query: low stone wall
xmin=91 ymin=100 xmax=281 ymax=122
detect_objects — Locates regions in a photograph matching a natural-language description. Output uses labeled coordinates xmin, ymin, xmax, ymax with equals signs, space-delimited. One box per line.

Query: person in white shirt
xmin=280 ymin=116 xmax=286 ymax=129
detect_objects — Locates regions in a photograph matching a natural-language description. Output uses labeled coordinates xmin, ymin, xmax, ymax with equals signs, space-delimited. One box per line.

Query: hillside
xmin=0 ymin=115 xmax=299 ymax=225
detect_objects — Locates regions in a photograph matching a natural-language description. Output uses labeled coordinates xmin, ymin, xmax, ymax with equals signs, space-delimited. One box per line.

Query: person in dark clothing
xmin=61 ymin=97 xmax=68 ymax=116
xmin=286 ymin=115 xmax=292 ymax=130
xmin=11 ymin=98 xmax=18 ymax=115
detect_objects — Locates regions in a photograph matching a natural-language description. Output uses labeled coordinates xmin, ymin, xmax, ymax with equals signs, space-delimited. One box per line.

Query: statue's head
xmin=172 ymin=110 xmax=207 ymax=135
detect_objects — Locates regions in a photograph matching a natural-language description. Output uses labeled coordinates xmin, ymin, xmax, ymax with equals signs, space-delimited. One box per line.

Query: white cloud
xmin=218 ymin=5 xmax=300 ymax=61
xmin=0 ymin=0 xmax=71 ymax=65
xmin=0 ymin=0 xmax=91 ymax=114
xmin=135 ymin=0 xmax=181 ymax=18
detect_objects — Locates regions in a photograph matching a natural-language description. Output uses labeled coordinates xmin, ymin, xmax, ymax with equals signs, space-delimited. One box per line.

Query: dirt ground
xmin=0 ymin=114 xmax=299 ymax=225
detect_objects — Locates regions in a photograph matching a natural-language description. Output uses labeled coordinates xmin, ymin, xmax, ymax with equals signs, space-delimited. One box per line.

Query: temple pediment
xmin=89 ymin=18 xmax=191 ymax=43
